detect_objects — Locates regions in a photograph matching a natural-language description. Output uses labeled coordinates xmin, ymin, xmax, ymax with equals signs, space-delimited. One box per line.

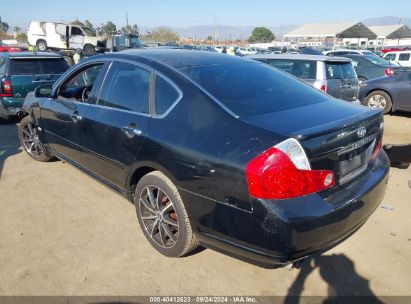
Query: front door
xmin=69 ymin=26 xmax=84 ymax=49
xmin=81 ymin=61 xmax=152 ymax=189
xmin=396 ymin=72 xmax=411 ymax=111
xmin=40 ymin=63 xmax=106 ymax=164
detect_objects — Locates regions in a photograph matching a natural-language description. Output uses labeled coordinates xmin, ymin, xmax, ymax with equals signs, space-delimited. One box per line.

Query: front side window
xmin=71 ymin=27 xmax=83 ymax=36
xmin=97 ymin=62 xmax=150 ymax=113
xmin=59 ymin=64 xmax=104 ymax=101
xmin=154 ymin=75 xmax=180 ymax=116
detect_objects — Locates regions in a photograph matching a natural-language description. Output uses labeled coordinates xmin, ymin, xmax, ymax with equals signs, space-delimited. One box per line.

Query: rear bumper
xmin=0 ymin=97 xmax=25 ymax=116
xmin=181 ymin=151 xmax=390 ymax=268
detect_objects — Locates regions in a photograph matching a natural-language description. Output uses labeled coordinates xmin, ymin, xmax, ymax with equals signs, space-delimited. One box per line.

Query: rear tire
xmin=365 ymin=90 xmax=392 ymax=114
xmin=18 ymin=116 xmax=53 ymax=162
xmin=36 ymin=40 xmax=47 ymax=51
xmin=83 ymin=44 xmax=95 ymax=56
xmin=134 ymin=171 xmax=199 ymax=257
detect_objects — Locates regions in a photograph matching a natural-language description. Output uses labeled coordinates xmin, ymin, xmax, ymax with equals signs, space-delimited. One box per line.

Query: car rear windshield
xmin=364 ymin=55 xmax=391 ymax=66
xmin=10 ymin=58 xmax=69 ymax=75
xmin=179 ymin=62 xmax=329 ymax=117
xmin=262 ymin=59 xmax=317 ymax=80
xmin=325 ymin=62 xmax=356 ymax=80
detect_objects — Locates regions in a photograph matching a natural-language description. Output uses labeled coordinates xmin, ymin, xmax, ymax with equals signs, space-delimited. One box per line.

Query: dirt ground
xmin=0 ymin=112 xmax=410 ymax=299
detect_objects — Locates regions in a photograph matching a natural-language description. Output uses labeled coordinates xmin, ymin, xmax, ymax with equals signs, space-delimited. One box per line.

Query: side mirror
xmin=34 ymin=85 xmax=52 ymax=98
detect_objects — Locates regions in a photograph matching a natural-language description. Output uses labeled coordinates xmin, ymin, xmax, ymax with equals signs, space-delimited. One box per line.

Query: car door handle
xmin=121 ymin=126 xmax=143 ymax=138
xmin=70 ymin=113 xmax=82 ymax=123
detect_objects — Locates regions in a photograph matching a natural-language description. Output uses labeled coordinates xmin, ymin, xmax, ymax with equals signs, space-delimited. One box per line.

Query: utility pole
xmin=125 ymin=11 xmax=129 ymax=26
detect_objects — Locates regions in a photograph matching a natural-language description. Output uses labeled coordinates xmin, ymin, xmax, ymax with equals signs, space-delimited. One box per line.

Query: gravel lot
xmin=0 ymin=112 xmax=410 ymax=299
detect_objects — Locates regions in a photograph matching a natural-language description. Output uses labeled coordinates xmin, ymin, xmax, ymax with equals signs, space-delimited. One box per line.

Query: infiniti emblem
xmin=357 ymin=127 xmax=367 ymax=138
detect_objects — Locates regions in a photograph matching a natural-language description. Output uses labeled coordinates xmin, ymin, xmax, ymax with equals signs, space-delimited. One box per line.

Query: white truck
xmin=27 ymin=21 xmax=107 ymax=55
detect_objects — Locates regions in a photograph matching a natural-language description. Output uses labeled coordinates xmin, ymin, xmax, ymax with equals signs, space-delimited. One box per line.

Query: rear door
xmin=396 ymin=72 xmax=411 ymax=111
xmin=81 ymin=61 xmax=152 ymax=189
xmin=325 ymin=61 xmax=358 ymax=102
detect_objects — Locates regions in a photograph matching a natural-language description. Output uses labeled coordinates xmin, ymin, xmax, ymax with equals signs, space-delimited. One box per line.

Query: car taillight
xmin=385 ymin=68 xmax=395 ymax=76
xmin=246 ymin=138 xmax=335 ymax=199
xmin=0 ymin=79 xmax=12 ymax=97
xmin=320 ymin=84 xmax=327 ymax=92
xmin=371 ymin=139 xmax=383 ymax=161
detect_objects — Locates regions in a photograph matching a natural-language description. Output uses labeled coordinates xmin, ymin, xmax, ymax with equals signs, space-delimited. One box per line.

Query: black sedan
xmin=359 ymin=70 xmax=411 ymax=114
xmin=20 ymin=50 xmax=389 ymax=268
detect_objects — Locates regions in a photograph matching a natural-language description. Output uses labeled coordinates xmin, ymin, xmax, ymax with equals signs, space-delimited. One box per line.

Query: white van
xmin=27 ymin=21 xmax=107 ymax=55
xmin=383 ymin=51 xmax=411 ymax=67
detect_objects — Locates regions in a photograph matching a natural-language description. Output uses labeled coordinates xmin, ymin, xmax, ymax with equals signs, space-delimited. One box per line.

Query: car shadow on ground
xmin=284 ymin=253 xmax=383 ymax=304
xmin=0 ymin=121 xmax=22 ymax=179
xmin=389 ymin=111 xmax=411 ymax=118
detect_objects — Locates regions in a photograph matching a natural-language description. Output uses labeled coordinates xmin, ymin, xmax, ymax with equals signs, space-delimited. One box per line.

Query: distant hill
xmin=363 ymin=16 xmax=411 ymax=27
xmin=137 ymin=16 xmax=411 ymax=41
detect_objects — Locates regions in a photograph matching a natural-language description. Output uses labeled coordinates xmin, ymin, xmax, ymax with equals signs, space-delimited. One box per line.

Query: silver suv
xmin=248 ymin=54 xmax=360 ymax=103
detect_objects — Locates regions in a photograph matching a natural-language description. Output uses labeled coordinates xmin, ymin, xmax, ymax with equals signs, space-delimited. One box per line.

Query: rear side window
xmin=40 ymin=59 xmax=69 ymax=74
xmin=10 ymin=58 xmax=68 ymax=75
xmin=265 ymin=59 xmax=317 ymax=79
xmin=98 ymin=62 xmax=150 ymax=114
xmin=0 ymin=58 xmax=6 ymax=75
xmin=154 ymin=75 xmax=180 ymax=116
xmin=326 ymin=62 xmax=356 ymax=79
xmin=384 ymin=53 xmax=397 ymax=61
xmin=180 ymin=62 xmax=329 ymax=117
xmin=399 ymin=53 xmax=410 ymax=61
xmin=10 ymin=59 xmax=42 ymax=75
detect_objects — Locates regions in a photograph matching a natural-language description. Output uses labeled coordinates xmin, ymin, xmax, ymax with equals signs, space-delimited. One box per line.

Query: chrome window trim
xmin=88 ymin=103 xmax=152 ymax=117
xmin=152 ymin=71 xmax=183 ymax=119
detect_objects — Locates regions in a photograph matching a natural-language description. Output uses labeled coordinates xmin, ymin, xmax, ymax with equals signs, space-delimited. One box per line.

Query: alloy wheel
xmin=21 ymin=122 xmax=45 ymax=157
xmin=368 ymin=94 xmax=387 ymax=109
xmin=139 ymin=185 xmax=179 ymax=248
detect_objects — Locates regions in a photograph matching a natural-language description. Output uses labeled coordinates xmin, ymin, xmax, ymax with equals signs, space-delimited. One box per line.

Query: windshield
xmin=130 ymin=37 xmax=143 ymax=47
xmin=81 ymin=27 xmax=96 ymax=37
xmin=364 ymin=55 xmax=392 ymax=66
xmin=179 ymin=62 xmax=329 ymax=117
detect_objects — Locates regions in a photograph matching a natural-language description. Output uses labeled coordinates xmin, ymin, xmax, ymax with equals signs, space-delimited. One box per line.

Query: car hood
xmin=241 ymin=99 xmax=382 ymax=140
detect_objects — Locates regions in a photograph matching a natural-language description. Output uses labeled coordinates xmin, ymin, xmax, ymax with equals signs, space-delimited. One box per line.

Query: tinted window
xmin=180 ymin=62 xmax=329 ymax=117
xmin=40 ymin=59 xmax=69 ymax=74
xmin=0 ymin=58 xmax=6 ymax=75
xmin=363 ymin=55 xmax=390 ymax=66
xmin=71 ymin=27 xmax=83 ymax=35
xmin=10 ymin=59 xmax=41 ymax=75
xmin=264 ymin=59 xmax=317 ymax=79
xmin=98 ymin=62 xmax=150 ymax=113
xmin=384 ymin=53 xmax=396 ymax=61
xmin=326 ymin=62 xmax=356 ymax=79
xmin=155 ymin=75 xmax=180 ymax=115
xmin=399 ymin=53 xmax=410 ymax=61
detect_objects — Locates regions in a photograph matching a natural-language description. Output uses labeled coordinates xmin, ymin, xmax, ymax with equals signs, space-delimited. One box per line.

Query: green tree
xmin=248 ymin=27 xmax=275 ymax=43
xmin=15 ymin=33 xmax=27 ymax=44
xmin=143 ymin=27 xmax=179 ymax=43
xmin=0 ymin=17 xmax=9 ymax=33
xmin=70 ymin=19 xmax=85 ymax=26
xmin=13 ymin=26 xmax=21 ymax=34
xmin=120 ymin=24 xmax=139 ymax=35
xmin=99 ymin=21 xmax=117 ymax=37
xmin=84 ymin=20 xmax=96 ymax=34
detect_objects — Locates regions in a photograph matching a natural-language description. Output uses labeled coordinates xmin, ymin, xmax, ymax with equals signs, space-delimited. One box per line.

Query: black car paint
xmin=343 ymin=54 xmax=400 ymax=80
xmin=359 ymin=71 xmax=411 ymax=113
xmin=24 ymin=50 xmax=389 ymax=267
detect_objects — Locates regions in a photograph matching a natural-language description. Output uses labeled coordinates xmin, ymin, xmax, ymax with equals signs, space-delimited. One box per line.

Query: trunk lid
xmin=242 ymin=100 xmax=383 ymax=185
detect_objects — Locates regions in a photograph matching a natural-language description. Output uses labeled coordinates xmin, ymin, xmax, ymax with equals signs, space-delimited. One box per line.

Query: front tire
xmin=365 ymin=90 xmax=392 ymax=114
xmin=18 ymin=116 xmax=53 ymax=162
xmin=83 ymin=44 xmax=95 ymax=56
xmin=134 ymin=171 xmax=199 ymax=257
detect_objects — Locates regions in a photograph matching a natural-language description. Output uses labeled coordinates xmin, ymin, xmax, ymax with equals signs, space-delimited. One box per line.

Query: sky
xmin=1 ymin=0 xmax=411 ymax=30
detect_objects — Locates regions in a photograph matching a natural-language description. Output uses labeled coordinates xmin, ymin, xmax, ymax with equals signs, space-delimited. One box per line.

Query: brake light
xmin=246 ymin=138 xmax=335 ymax=199
xmin=0 ymin=79 xmax=12 ymax=97
xmin=385 ymin=68 xmax=395 ymax=76
xmin=371 ymin=139 xmax=382 ymax=161
xmin=320 ymin=84 xmax=327 ymax=92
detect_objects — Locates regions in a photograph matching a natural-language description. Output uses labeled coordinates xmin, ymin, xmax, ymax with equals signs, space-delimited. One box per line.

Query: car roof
xmin=109 ymin=49 xmax=255 ymax=68
xmin=383 ymin=50 xmax=411 ymax=54
xmin=247 ymin=53 xmax=352 ymax=62
xmin=0 ymin=52 xmax=63 ymax=59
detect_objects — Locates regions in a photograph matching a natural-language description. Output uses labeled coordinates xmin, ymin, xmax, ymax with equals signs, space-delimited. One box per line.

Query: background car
xmin=0 ymin=52 xmax=69 ymax=122
xmin=249 ymin=54 xmax=360 ymax=102
xmin=21 ymin=50 xmax=388 ymax=268
xmin=0 ymin=42 xmax=22 ymax=52
xmin=383 ymin=51 xmax=411 ymax=67
xmin=323 ymin=49 xmax=379 ymax=58
xmin=343 ymin=54 xmax=400 ymax=81
xmin=359 ymin=70 xmax=411 ymax=114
